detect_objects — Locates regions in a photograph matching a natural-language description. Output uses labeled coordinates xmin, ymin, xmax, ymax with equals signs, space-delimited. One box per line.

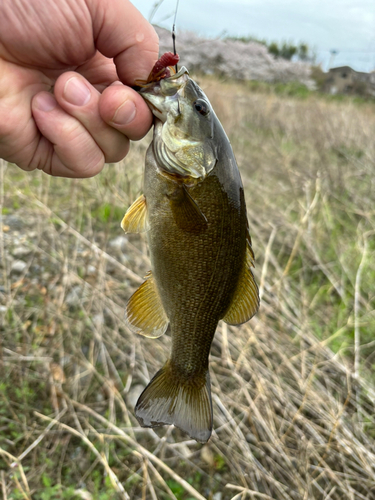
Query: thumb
xmin=88 ymin=0 xmax=159 ymax=85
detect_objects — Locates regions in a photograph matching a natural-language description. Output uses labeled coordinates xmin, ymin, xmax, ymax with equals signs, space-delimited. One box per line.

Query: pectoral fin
xmin=168 ymin=185 xmax=208 ymax=234
xmin=222 ymin=244 xmax=260 ymax=325
xmin=121 ymin=194 xmax=149 ymax=233
xmin=125 ymin=271 xmax=169 ymax=338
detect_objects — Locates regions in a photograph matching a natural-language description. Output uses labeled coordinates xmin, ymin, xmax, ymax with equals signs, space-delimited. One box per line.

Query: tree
xmin=279 ymin=42 xmax=297 ymax=60
xmin=298 ymin=43 xmax=309 ymax=61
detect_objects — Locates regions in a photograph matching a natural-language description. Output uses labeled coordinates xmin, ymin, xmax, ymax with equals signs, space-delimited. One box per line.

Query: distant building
xmin=324 ymin=66 xmax=375 ymax=96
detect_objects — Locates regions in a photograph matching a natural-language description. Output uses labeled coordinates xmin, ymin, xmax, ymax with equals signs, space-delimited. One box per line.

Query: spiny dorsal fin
xmin=222 ymin=244 xmax=259 ymax=326
xmin=168 ymin=185 xmax=208 ymax=234
xmin=135 ymin=361 xmax=213 ymax=443
xmin=125 ymin=271 xmax=169 ymax=338
xmin=121 ymin=194 xmax=149 ymax=233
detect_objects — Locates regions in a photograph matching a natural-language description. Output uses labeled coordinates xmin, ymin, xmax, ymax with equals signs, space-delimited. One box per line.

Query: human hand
xmin=0 ymin=0 xmax=159 ymax=177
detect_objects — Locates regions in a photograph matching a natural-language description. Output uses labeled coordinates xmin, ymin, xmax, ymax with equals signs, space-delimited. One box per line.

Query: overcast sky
xmin=134 ymin=0 xmax=375 ymax=72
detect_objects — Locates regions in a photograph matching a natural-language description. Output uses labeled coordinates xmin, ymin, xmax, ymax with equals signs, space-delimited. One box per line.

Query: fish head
xmin=139 ymin=67 xmax=217 ymax=180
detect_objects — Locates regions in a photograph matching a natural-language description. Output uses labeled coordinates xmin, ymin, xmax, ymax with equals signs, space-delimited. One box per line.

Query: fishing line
xmin=149 ymin=0 xmax=165 ymax=23
xmin=172 ymin=0 xmax=180 ymax=72
xmin=172 ymin=0 xmax=181 ymax=116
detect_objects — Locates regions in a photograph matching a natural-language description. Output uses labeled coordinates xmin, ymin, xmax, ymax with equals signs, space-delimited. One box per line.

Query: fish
xmin=121 ymin=53 xmax=259 ymax=442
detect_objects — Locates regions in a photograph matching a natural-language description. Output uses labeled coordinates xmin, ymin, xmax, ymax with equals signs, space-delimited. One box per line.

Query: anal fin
xmin=121 ymin=194 xmax=149 ymax=233
xmin=125 ymin=271 xmax=168 ymax=338
xmin=222 ymin=245 xmax=260 ymax=325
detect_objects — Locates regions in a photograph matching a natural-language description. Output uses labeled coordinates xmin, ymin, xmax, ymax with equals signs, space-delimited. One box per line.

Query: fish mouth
xmin=138 ymin=67 xmax=189 ymax=102
xmin=138 ymin=69 xmax=189 ymax=122
xmin=143 ymin=99 xmax=163 ymax=116
xmin=132 ymin=67 xmax=188 ymax=97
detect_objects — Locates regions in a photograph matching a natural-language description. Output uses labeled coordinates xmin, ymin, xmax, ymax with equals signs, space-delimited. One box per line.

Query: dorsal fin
xmin=222 ymin=242 xmax=259 ymax=326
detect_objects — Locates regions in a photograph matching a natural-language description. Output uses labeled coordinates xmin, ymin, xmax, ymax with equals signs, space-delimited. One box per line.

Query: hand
xmin=0 ymin=0 xmax=159 ymax=177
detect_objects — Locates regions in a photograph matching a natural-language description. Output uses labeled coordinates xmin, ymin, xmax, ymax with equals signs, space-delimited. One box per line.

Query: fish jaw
xmin=139 ymin=67 xmax=189 ymax=123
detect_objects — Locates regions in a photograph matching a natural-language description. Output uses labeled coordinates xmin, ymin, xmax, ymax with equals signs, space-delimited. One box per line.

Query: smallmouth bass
xmin=122 ymin=55 xmax=259 ymax=442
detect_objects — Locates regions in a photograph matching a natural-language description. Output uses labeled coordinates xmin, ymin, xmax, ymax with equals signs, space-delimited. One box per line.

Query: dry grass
xmin=0 ymin=78 xmax=375 ymax=499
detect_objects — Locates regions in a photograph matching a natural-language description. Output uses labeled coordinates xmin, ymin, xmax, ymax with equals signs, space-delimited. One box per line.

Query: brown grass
xmin=0 ymin=78 xmax=375 ymax=499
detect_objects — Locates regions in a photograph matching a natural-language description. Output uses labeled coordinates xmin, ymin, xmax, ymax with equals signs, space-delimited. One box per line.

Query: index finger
xmin=88 ymin=0 xmax=159 ymax=85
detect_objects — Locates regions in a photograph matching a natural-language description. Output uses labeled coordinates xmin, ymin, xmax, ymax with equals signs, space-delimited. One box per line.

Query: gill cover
xmin=140 ymin=67 xmax=217 ymax=179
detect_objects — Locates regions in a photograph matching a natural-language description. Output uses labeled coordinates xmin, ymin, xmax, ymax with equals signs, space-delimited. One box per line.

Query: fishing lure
xmin=147 ymin=52 xmax=180 ymax=82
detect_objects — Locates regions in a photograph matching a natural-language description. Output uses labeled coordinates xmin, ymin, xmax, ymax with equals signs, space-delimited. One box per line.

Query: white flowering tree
xmin=155 ymin=26 xmax=313 ymax=87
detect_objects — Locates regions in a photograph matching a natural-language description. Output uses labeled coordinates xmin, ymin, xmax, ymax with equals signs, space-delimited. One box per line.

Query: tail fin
xmin=135 ymin=361 xmax=213 ymax=443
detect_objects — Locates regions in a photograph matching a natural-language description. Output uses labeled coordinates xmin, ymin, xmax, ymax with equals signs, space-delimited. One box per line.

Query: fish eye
xmin=194 ymin=99 xmax=209 ymax=116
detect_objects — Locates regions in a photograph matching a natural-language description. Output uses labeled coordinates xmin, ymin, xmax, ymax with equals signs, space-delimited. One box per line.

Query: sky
xmin=133 ymin=0 xmax=375 ymax=72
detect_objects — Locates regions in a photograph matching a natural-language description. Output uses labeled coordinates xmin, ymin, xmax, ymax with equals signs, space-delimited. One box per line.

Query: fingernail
xmin=34 ymin=92 xmax=57 ymax=112
xmin=112 ymin=100 xmax=136 ymax=125
xmin=63 ymin=77 xmax=91 ymax=106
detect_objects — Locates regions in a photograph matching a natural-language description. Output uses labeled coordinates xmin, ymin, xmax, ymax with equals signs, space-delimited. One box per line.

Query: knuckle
xmin=59 ymin=120 xmax=83 ymax=142
xmin=72 ymin=144 xmax=105 ymax=178
xmin=103 ymin=137 xmax=129 ymax=163
xmin=26 ymin=138 xmax=54 ymax=173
